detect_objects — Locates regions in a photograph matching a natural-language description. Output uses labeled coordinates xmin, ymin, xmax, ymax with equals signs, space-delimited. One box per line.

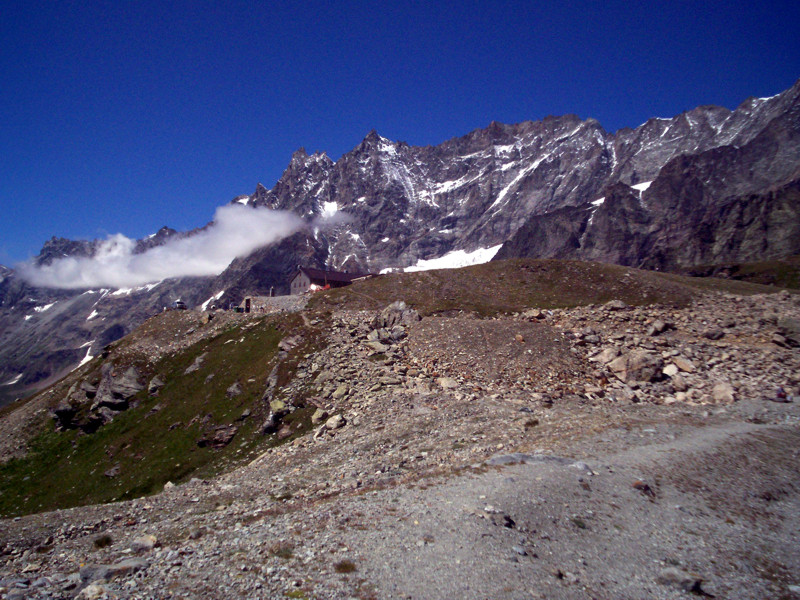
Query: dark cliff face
xmin=494 ymin=92 xmax=800 ymax=270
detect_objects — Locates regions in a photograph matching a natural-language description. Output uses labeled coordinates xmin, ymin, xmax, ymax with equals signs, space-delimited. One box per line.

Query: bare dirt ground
xmin=1 ymin=289 xmax=799 ymax=599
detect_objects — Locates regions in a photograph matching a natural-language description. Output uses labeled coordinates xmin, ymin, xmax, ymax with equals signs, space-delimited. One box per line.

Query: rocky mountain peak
xmin=35 ymin=236 xmax=96 ymax=266
xmin=290 ymin=147 xmax=309 ymax=163
xmin=362 ymin=129 xmax=382 ymax=144
xmin=133 ymin=226 xmax=180 ymax=254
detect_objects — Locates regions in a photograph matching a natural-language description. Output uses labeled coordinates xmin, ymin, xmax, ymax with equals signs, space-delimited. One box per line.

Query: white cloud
xmin=19 ymin=205 xmax=304 ymax=289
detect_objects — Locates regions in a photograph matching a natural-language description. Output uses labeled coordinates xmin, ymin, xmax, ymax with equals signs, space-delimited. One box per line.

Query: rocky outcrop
xmin=51 ymin=365 xmax=144 ymax=432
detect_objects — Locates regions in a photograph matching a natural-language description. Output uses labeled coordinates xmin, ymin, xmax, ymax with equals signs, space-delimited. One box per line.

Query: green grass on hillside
xmin=0 ymin=313 xmax=323 ymax=517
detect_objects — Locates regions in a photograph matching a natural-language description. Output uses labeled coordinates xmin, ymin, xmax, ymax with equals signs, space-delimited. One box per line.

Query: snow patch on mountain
xmin=74 ymin=343 xmax=95 ymax=370
xmin=404 ymin=245 xmax=504 ymax=272
xmin=321 ymin=201 xmax=339 ymax=218
xmin=2 ymin=374 xmax=22 ymax=386
xmin=201 ymin=290 xmax=225 ymax=311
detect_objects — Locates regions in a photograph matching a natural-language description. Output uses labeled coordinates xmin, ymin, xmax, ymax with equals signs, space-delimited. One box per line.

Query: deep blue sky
xmin=2 ymin=0 xmax=799 ymax=264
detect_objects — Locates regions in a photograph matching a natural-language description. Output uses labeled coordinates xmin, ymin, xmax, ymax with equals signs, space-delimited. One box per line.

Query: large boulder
xmin=777 ymin=316 xmax=800 ymax=347
xmin=372 ymin=300 xmax=420 ymax=330
xmin=148 ymin=375 xmax=165 ymax=396
xmin=608 ymin=350 xmax=664 ymax=384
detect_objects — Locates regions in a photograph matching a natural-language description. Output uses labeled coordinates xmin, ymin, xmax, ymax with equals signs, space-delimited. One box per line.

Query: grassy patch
xmin=682 ymin=255 xmax=800 ymax=289
xmin=309 ymin=258 xmax=779 ymax=317
xmin=0 ymin=314 xmax=323 ymax=517
xmin=334 ymin=559 xmax=357 ymax=573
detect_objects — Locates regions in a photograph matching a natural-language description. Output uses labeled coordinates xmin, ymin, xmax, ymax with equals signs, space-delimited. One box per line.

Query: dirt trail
xmin=338 ymin=414 xmax=800 ymax=600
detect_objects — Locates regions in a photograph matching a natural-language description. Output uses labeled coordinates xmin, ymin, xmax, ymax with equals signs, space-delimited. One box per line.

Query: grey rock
xmin=110 ymin=366 xmax=144 ymax=398
xmin=332 ymin=385 xmax=349 ymax=400
xmin=80 ymin=379 xmax=98 ymax=397
xmin=655 ymin=567 xmax=704 ymax=593
xmin=389 ymin=325 xmax=407 ymax=341
xmin=130 ymin=534 xmax=157 ymax=553
xmin=591 ymin=347 xmax=619 ymax=364
xmin=197 ymin=424 xmax=238 ymax=448
xmin=77 ymin=583 xmax=110 ymax=600
xmin=662 ymin=363 xmax=679 ymax=377
xmin=262 ymin=412 xmax=281 ymax=434
xmin=608 ymin=351 xmax=664 ymax=383
xmin=311 ymin=408 xmax=329 ymax=425
xmin=604 ymin=300 xmax=628 ymax=311
xmin=712 ymin=381 xmax=736 ymax=403
xmin=79 ymin=564 xmax=111 ymax=583
xmin=106 ymin=557 xmax=149 ymax=578
xmin=647 ymin=319 xmax=669 ymax=336
xmin=278 ymin=335 xmax=304 ymax=352
xmin=184 ymin=352 xmax=208 ymax=374
xmin=52 ymin=401 xmax=77 ymax=429
xmin=437 ymin=377 xmax=459 ymax=389
xmin=671 ymin=373 xmax=689 ymax=392
xmin=365 ymin=341 xmax=390 ymax=353
xmin=673 ymin=356 xmax=696 ymax=372
xmin=777 ymin=316 xmax=800 ymax=346
xmin=373 ymin=301 xmax=420 ymax=330
xmin=325 ymin=414 xmax=346 ymax=430
xmin=147 ymin=375 xmax=165 ymax=396
xmin=226 ymin=381 xmax=242 ymax=398
xmin=103 ymin=464 xmax=120 ymax=478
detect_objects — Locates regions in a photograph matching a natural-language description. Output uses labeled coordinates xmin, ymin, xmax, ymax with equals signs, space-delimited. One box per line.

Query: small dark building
xmin=289 ymin=267 xmax=373 ymax=295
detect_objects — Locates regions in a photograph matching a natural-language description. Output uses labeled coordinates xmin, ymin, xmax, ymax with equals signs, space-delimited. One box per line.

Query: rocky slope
xmin=3 ymin=78 xmax=799 ymax=402
xmin=0 ymin=263 xmax=798 ymax=599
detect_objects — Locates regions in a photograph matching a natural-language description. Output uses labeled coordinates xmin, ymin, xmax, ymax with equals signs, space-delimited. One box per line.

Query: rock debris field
xmin=1 ymin=290 xmax=800 ymax=600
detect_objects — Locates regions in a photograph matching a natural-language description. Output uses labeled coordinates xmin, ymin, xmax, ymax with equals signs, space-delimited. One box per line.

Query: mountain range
xmin=1 ymin=78 xmax=799 ymax=405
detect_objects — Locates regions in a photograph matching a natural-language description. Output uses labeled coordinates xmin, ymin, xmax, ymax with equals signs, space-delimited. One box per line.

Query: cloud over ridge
xmin=19 ymin=205 xmax=304 ymax=289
